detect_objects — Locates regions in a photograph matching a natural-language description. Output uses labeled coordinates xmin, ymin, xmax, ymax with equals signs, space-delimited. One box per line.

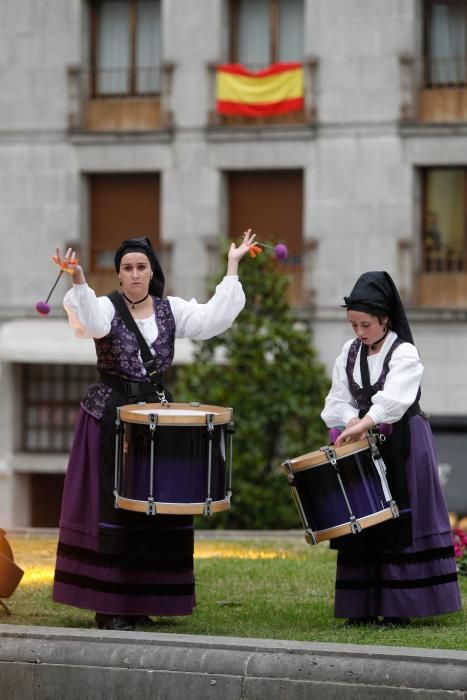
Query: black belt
xmin=99 ymin=372 xmax=161 ymax=400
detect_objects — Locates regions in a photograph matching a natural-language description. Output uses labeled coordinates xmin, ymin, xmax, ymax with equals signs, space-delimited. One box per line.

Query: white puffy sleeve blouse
xmin=63 ymin=276 xmax=246 ymax=349
xmin=320 ymin=331 xmax=424 ymax=428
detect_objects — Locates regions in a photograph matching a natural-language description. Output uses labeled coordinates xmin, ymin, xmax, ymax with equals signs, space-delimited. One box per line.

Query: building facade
xmin=0 ymin=0 xmax=466 ymax=527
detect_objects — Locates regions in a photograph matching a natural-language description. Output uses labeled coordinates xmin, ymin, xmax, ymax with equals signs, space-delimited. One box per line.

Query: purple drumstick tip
xmin=329 ymin=427 xmax=343 ymax=444
xmin=274 ymin=243 xmax=288 ymax=261
xmin=35 ymin=301 xmax=51 ymax=316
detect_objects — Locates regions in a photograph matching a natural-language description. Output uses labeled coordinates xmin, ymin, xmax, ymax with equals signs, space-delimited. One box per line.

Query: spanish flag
xmin=216 ymin=62 xmax=304 ymax=117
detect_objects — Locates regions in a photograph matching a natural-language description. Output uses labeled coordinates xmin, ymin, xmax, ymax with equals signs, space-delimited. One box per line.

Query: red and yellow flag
xmin=216 ymin=62 xmax=304 ymax=116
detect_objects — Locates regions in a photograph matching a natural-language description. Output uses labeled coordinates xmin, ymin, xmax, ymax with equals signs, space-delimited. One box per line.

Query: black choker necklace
xmin=122 ymin=292 xmax=149 ymax=310
xmin=370 ymin=328 xmax=388 ymax=351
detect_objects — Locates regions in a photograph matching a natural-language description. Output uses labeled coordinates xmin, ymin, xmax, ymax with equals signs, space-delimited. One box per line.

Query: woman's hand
xmin=345 ymin=417 xmax=361 ymax=430
xmin=334 ymin=415 xmax=375 ymax=447
xmin=227 ymin=229 xmax=256 ymax=275
xmin=52 ymin=247 xmax=85 ymax=284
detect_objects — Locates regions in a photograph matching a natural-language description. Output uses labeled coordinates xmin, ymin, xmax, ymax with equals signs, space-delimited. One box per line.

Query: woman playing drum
xmin=52 ymin=231 xmax=255 ymax=631
xmin=321 ymin=271 xmax=462 ymax=626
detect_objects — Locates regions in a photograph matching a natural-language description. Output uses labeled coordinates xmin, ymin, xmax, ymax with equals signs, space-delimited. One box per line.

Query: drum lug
xmin=389 ymin=500 xmax=400 ymax=518
xmin=349 ymin=517 xmax=362 ymax=535
xmin=282 ymin=460 xmax=295 ymax=485
xmin=368 ymin=429 xmax=385 ymax=450
xmin=147 ymin=497 xmax=156 ymax=515
xmin=304 ymin=528 xmax=318 ymax=545
xmin=203 ymin=498 xmax=213 ymax=516
xmin=320 ymin=445 xmax=337 ymax=466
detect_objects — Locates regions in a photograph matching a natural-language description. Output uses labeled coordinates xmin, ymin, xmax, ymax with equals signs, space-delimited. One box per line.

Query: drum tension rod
xmin=203 ymin=413 xmax=215 ymax=516
xmin=226 ymin=420 xmax=235 ymax=498
xmin=282 ymin=460 xmax=318 ymax=545
xmin=147 ymin=412 xmax=158 ymax=515
xmin=321 ymin=446 xmax=362 ymax=536
xmin=113 ymin=408 xmax=123 ymax=507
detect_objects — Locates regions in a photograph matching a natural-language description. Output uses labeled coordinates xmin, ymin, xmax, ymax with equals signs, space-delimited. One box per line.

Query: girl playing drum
xmin=52 ymin=230 xmax=254 ymax=631
xmin=321 ymin=271 xmax=462 ymax=627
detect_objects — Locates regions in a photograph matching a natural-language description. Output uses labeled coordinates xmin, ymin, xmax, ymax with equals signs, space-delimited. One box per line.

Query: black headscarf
xmin=343 ymin=271 xmax=414 ymax=344
xmin=114 ymin=236 xmax=165 ymax=298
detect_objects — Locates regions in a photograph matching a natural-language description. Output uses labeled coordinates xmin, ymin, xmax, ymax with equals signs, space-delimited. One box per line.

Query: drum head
xmin=119 ymin=402 xmax=233 ymax=426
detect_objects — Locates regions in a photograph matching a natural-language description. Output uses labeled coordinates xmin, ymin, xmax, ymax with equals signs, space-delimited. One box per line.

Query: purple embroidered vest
xmin=345 ymin=337 xmax=403 ymax=415
xmin=81 ymin=296 xmax=175 ymax=419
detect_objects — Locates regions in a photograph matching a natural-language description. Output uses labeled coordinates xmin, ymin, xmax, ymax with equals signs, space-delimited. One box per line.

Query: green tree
xmin=174 ymin=244 xmax=331 ymax=529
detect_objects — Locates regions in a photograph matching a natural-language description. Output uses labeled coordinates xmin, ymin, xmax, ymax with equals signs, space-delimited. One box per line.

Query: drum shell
xmin=114 ymin=403 xmax=233 ymax=514
xmin=285 ymin=439 xmax=397 ymax=542
xmin=293 ymin=448 xmax=389 ymax=534
xmin=120 ymin=421 xmax=227 ymax=504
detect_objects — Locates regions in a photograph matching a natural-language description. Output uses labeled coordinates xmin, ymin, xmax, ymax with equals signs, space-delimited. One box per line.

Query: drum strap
xmin=359 ymin=343 xmax=372 ymax=401
xmin=107 ymin=290 xmax=168 ymax=400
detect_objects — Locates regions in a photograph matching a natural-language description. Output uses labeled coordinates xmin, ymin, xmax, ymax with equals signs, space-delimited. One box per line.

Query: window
xmin=230 ymin=0 xmax=304 ymax=68
xmin=425 ymin=0 xmax=467 ymax=86
xmin=422 ymin=169 xmax=467 ymax=272
xmin=91 ymin=0 xmax=162 ymax=96
xmin=227 ymin=170 xmax=304 ymax=305
xmin=89 ymin=173 xmax=160 ymax=272
xmin=21 ymin=365 xmax=98 ymax=453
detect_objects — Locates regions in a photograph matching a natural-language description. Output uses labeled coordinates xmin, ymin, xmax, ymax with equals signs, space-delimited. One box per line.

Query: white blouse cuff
xmin=367 ymin=405 xmax=386 ymax=425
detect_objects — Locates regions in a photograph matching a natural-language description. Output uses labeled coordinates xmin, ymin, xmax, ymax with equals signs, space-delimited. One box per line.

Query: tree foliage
xmin=173 ymin=244 xmax=331 ymax=529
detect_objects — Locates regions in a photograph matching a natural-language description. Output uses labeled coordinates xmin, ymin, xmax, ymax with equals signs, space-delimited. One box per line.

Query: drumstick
xmin=35 ymin=270 xmax=64 ymax=316
xmin=35 ymin=257 xmax=79 ymax=316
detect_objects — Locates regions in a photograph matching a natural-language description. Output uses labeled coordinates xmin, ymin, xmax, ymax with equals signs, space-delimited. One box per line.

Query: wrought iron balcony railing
xmin=400 ymin=54 xmax=467 ymax=122
xmin=67 ymin=64 xmax=175 ymax=132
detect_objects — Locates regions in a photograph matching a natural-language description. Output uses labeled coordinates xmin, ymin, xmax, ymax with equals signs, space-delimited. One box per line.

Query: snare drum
xmin=283 ymin=436 xmax=399 ymax=544
xmin=114 ymin=403 xmax=234 ymax=516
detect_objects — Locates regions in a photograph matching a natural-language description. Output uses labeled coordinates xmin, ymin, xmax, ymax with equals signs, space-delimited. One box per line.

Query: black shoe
xmin=95 ymin=613 xmax=135 ymax=631
xmin=344 ymin=616 xmax=378 ymax=626
xmin=377 ymin=617 xmax=410 ymax=627
xmin=131 ymin=615 xmax=157 ymax=627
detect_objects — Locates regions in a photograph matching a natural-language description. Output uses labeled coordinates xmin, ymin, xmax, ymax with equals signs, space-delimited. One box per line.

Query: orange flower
xmin=58 ymin=258 xmax=79 ymax=268
xmin=248 ymin=245 xmax=263 ymax=258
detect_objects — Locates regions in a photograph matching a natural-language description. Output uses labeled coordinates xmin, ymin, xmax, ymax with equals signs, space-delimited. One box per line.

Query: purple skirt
xmin=334 ymin=415 xmax=462 ymax=619
xmin=53 ymin=409 xmax=196 ymax=617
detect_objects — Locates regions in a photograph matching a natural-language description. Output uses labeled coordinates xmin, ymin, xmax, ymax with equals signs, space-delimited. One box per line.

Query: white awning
xmin=0 ymin=319 xmax=195 ymax=365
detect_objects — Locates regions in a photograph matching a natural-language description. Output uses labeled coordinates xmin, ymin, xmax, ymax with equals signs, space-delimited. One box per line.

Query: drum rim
xmin=115 ymin=494 xmax=231 ymax=515
xmin=285 ymin=437 xmax=370 ymax=473
xmin=118 ymin=402 xmax=233 ymax=426
xmin=309 ymin=507 xmax=395 ymax=543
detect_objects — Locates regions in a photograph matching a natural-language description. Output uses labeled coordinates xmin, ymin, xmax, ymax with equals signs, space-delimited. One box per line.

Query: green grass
xmin=2 ymin=535 xmax=466 ymax=650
